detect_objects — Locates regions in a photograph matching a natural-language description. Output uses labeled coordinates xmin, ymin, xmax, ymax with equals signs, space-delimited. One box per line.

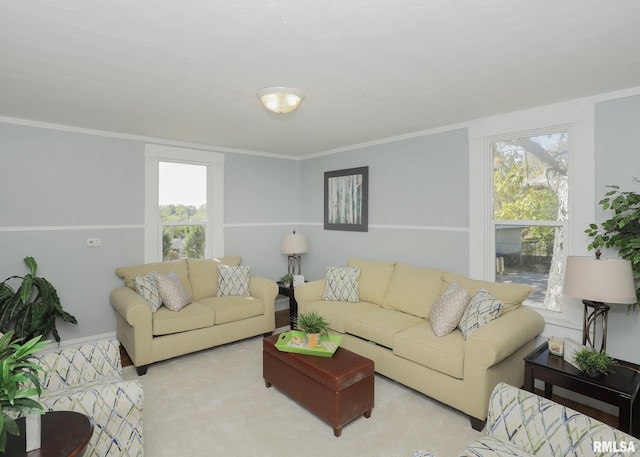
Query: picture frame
xmin=324 ymin=166 xmax=369 ymax=232
xmin=563 ymin=338 xmax=584 ymax=369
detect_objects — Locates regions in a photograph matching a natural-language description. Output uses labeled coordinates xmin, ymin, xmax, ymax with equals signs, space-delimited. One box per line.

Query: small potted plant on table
xmin=279 ymin=274 xmax=294 ymax=288
xmin=573 ymin=348 xmax=617 ymax=378
xmin=294 ymin=311 xmax=330 ymax=348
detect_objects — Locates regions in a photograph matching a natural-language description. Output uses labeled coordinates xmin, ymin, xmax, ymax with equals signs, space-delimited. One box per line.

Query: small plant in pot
xmin=279 ymin=274 xmax=294 ymax=288
xmin=573 ymin=348 xmax=617 ymax=378
xmin=0 ymin=256 xmax=78 ymax=342
xmin=0 ymin=331 xmax=49 ymax=452
xmin=294 ymin=311 xmax=330 ymax=348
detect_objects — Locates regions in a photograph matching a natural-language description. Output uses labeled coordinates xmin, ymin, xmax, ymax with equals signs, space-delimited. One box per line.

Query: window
xmin=491 ymin=130 xmax=569 ymax=311
xmin=159 ymin=162 xmax=207 ymax=261
xmin=145 ymin=145 xmax=224 ymax=263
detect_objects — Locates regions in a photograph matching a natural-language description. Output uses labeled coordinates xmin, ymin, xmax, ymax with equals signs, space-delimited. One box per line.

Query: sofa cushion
xmin=155 ymin=271 xmax=193 ymax=311
xmin=429 ymin=279 xmax=469 ymax=337
xmin=323 ymin=267 xmax=361 ymax=302
xmin=217 ymin=265 xmax=251 ymax=296
xmin=199 ymin=296 xmax=264 ymax=325
xmin=393 ymin=322 xmax=464 ymax=379
xmin=187 ymin=257 xmax=242 ymax=300
xmin=348 ymin=258 xmax=396 ymax=305
xmin=152 ymin=301 xmax=215 ymax=336
xmin=133 ymin=272 xmax=163 ymax=312
xmin=305 ymin=300 xmax=381 ymax=333
xmin=442 ymin=272 xmax=531 ymax=314
xmin=382 ymin=263 xmax=443 ymax=318
xmin=344 ymin=308 xmax=423 ymax=348
xmin=458 ymin=289 xmax=503 ymax=339
xmin=115 ymin=260 xmax=193 ymax=297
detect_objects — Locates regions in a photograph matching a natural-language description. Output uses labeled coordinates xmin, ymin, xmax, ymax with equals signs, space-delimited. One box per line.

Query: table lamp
xmin=563 ymin=251 xmax=637 ymax=352
xmin=281 ymin=230 xmax=308 ymax=276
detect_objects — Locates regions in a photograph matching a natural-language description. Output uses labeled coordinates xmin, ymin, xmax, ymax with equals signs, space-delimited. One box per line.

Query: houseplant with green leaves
xmin=294 ymin=311 xmax=330 ymax=348
xmin=586 ymin=183 xmax=640 ymax=310
xmin=0 ymin=257 xmax=78 ymax=342
xmin=572 ymin=347 xmax=617 ymax=378
xmin=0 ymin=331 xmax=48 ymax=452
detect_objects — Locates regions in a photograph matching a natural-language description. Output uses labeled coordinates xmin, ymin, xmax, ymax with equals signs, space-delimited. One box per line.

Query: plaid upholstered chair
xmin=35 ymin=339 xmax=144 ymax=457
xmin=414 ymin=382 xmax=640 ymax=456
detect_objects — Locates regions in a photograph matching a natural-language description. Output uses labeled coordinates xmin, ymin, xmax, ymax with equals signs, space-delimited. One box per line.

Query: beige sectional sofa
xmin=110 ymin=257 xmax=278 ymax=375
xmin=295 ymin=258 xmax=545 ymax=430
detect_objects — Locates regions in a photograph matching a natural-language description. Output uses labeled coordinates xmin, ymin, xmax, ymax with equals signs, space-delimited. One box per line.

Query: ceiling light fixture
xmin=257 ymin=86 xmax=305 ymax=114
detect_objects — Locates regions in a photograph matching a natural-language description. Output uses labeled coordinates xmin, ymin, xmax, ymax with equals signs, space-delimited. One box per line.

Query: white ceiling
xmin=1 ymin=1 xmax=640 ymax=157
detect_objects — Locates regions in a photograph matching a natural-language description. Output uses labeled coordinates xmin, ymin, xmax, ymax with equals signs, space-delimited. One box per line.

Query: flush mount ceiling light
xmin=257 ymin=86 xmax=305 ymax=114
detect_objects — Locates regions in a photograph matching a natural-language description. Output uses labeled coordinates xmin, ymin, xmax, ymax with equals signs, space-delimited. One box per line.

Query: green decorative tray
xmin=274 ymin=330 xmax=342 ymax=357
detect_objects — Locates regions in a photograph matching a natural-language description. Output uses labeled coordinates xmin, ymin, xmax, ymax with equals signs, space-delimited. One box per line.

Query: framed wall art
xmin=324 ymin=166 xmax=368 ymax=232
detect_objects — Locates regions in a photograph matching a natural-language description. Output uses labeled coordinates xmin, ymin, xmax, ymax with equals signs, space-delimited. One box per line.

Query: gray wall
xmin=0 ymin=124 xmax=145 ymax=341
xmin=299 ymin=129 xmax=470 ymax=280
xmin=594 ymin=94 xmax=640 ymax=363
xmin=3 ymin=92 xmax=639 ymax=354
xmin=223 ymin=152 xmax=300 ymax=278
xmin=0 ymin=123 xmax=296 ymax=342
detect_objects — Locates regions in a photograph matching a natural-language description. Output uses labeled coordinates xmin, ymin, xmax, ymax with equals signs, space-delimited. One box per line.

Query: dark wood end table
xmin=277 ymin=282 xmax=298 ymax=328
xmin=5 ymin=410 xmax=94 ymax=457
xmin=524 ymin=343 xmax=640 ymax=437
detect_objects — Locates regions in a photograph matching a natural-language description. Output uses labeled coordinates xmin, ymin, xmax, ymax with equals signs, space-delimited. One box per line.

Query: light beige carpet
xmin=123 ymin=336 xmax=481 ymax=457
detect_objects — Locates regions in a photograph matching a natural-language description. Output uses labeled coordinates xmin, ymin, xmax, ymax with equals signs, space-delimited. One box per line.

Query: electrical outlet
xmin=86 ymin=238 xmax=101 ymax=247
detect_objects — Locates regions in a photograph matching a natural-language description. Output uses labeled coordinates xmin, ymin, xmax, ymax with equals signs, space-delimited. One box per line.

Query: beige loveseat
xmin=295 ymin=258 xmax=545 ymax=430
xmin=110 ymin=257 xmax=278 ymax=375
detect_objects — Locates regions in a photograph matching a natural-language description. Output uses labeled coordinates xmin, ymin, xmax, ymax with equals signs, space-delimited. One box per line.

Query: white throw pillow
xmin=429 ymin=279 xmax=469 ymax=337
xmin=458 ymin=288 xmax=503 ymax=339
xmin=323 ymin=267 xmax=361 ymax=302
xmin=133 ymin=272 xmax=163 ymax=312
xmin=154 ymin=271 xmax=193 ymax=312
xmin=217 ymin=265 xmax=251 ymax=296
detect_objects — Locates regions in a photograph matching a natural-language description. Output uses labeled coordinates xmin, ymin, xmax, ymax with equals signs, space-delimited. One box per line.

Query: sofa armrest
xmin=110 ymin=286 xmax=152 ymax=327
xmin=249 ymin=276 xmax=279 ymax=313
xmin=465 ymin=307 xmax=545 ymax=368
xmin=488 ymin=382 xmax=639 ymax=456
xmin=38 ymin=340 xmax=122 ymax=390
xmin=294 ymin=279 xmax=326 ymax=313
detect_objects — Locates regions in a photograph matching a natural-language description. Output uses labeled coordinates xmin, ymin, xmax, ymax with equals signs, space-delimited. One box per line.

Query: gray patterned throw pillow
xmin=458 ymin=288 xmax=503 ymax=339
xmin=429 ymin=279 xmax=469 ymax=337
xmin=323 ymin=267 xmax=361 ymax=302
xmin=217 ymin=265 xmax=251 ymax=296
xmin=155 ymin=271 xmax=193 ymax=311
xmin=133 ymin=272 xmax=163 ymax=312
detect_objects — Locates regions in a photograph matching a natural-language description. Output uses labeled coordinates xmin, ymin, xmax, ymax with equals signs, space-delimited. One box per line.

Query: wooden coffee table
xmin=263 ymin=333 xmax=374 ymax=437
xmin=4 ymin=410 xmax=94 ymax=456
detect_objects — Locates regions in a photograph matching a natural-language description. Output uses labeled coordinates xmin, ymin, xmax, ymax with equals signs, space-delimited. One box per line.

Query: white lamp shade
xmin=563 ymin=256 xmax=637 ymax=304
xmin=257 ymin=87 xmax=304 ymax=114
xmin=281 ymin=233 xmax=308 ymax=255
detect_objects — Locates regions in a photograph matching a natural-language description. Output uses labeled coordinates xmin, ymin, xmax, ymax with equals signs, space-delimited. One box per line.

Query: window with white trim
xmin=145 ymin=145 xmax=224 ymax=263
xmin=491 ymin=130 xmax=569 ymax=311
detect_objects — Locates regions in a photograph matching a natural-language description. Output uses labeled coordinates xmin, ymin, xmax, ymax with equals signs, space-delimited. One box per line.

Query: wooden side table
xmin=277 ymin=282 xmax=298 ymax=328
xmin=5 ymin=411 xmax=94 ymax=457
xmin=524 ymin=343 xmax=640 ymax=437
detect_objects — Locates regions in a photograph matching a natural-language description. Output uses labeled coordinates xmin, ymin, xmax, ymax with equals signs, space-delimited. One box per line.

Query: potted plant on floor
xmin=0 ymin=257 xmax=78 ymax=343
xmin=573 ymin=348 xmax=617 ymax=378
xmin=0 ymin=331 xmax=49 ymax=452
xmin=295 ymin=311 xmax=330 ymax=348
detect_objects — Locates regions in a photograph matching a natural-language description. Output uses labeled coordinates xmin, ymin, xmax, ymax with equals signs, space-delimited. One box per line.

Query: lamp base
xmin=582 ymin=300 xmax=610 ymax=353
xmin=287 ymin=255 xmax=301 ymax=276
